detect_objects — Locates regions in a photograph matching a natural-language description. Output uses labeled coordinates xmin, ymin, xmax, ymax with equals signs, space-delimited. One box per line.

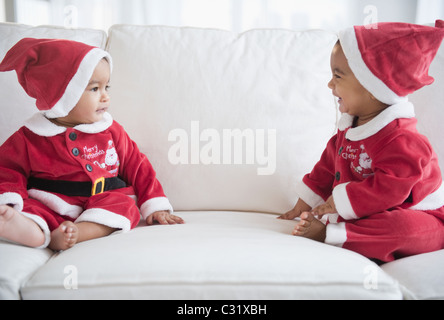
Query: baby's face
xmin=55 ymin=59 xmax=111 ymax=127
xmin=327 ymin=43 xmax=387 ymax=126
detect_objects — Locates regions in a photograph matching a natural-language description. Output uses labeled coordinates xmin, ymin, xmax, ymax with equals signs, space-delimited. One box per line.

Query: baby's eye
xmin=105 ymin=85 xmax=111 ymax=91
xmin=91 ymin=87 xmax=99 ymax=92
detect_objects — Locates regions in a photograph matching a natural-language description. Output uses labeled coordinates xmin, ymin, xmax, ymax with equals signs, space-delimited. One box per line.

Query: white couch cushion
xmin=0 ymin=23 xmax=108 ymax=146
xmin=21 ymin=211 xmax=402 ymax=299
xmin=106 ymin=25 xmax=339 ymax=214
xmin=0 ymin=240 xmax=53 ymax=299
xmin=382 ymin=249 xmax=444 ymax=300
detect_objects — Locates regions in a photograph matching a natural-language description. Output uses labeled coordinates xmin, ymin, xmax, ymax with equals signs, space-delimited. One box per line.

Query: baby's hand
xmin=278 ymin=198 xmax=312 ymax=220
xmin=146 ymin=211 xmax=185 ymax=225
xmin=311 ymin=196 xmax=337 ymax=217
xmin=279 ymin=208 xmax=301 ymax=220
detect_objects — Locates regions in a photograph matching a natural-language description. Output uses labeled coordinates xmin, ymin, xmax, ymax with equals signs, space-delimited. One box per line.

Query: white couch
xmin=1 ymin=22 xmax=443 ymax=300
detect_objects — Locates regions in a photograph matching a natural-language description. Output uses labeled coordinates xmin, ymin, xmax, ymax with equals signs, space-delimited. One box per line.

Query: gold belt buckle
xmin=92 ymin=177 xmax=105 ymax=196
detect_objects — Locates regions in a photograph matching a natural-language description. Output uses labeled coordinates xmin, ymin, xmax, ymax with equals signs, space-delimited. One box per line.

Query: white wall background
xmin=1 ymin=0 xmax=444 ymax=32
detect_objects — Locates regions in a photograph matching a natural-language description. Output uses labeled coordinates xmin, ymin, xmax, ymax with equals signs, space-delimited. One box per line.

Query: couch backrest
xmin=106 ymin=25 xmax=338 ymax=213
xmin=1 ymin=23 xmax=443 ymax=214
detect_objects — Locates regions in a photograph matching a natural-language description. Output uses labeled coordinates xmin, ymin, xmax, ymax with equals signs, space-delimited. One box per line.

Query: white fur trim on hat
xmin=338 ymin=27 xmax=408 ymax=106
xmin=44 ymin=48 xmax=112 ymax=119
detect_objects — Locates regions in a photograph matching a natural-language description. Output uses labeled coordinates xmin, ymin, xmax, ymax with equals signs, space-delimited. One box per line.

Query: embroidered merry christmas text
xmin=82 ymin=145 xmax=105 ymax=160
xmin=80 ymin=140 xmax=120 ymax=176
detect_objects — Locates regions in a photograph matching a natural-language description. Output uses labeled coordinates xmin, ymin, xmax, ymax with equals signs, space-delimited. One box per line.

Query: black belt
xmin=27 ymin=176 xmax=127 ymax=197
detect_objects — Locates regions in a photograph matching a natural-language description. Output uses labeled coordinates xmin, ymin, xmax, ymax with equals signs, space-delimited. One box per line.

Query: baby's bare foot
xmin=49 ymin=221 xmax=79 ymax=251
xmin=293 ymin=212 xmax=326 ymax=242
xmin=0 ymin=205 xmax=46 ymax=247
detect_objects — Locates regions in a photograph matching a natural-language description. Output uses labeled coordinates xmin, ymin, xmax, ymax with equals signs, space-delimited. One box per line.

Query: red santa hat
xmin=0 ymin=38 xmax=112 ymax=118
xmin=338 ymin=20 xmax=444 ymax=105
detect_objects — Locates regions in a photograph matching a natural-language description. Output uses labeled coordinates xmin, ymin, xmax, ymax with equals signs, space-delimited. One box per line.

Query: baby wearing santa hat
xmin=0 ymin=38 xmax=183 ymax=251
xmin=280 ymin=21 xmax=444 ymax=263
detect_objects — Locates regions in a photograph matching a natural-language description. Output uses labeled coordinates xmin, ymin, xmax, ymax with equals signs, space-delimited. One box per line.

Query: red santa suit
xmin=297 ymin=102 xmax=444 ymax=262
xmin=0 ymin=38 xmax=173 ymax=248
xmin=0 ymin=112 xmax=172 ymax=248
xmin=296 ymin=21 xmax=444 ymax=262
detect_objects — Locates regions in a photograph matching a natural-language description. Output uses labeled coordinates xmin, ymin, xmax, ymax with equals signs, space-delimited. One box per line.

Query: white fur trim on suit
xmin=294 ymin=181 xmax=325 ymax=209
xmin=332 ymin=182 xmax=358 ymax=220
xmin=74 ymin=112 xmax=114 ymax=134
xmin=140 ymin=197 xmax=174 ymax=220
xmin=27 ymin=189 xmax=83 ymax=219
xmin=24 ymin=113 xmax=66 ymax=136
xmin=338 ymin=101 xmax=415 ymax=140
xmin=0 ymin=192 xmax=23 ymax=212
xmin=24 ymin=112 xmax=113 ymax=137
xmin=44 ymin=48 xmax=113 ymax=119
xmin=75 ymin=208 xmax=131 ymax=232
xmin=325 ymin=222 xmax=347 ymax=247
xmin=338 ymin=27 xmax=409 ymax=106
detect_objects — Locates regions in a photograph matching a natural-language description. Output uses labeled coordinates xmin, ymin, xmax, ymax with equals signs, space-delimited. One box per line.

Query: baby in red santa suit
xmin=280 ymin=21 xmax=444 ymax=263
xmin=0 ymin=38 xmax=183 ymax=251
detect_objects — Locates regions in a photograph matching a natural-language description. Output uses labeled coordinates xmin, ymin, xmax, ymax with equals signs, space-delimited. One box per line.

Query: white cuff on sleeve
xmin=332 ymin=182 xmax=358 ymax=220
xmin=325 ymin=222 xmax=347 ymax=247
xmin=0 ymin=192 xmax=24 ymax=212
xmin=294 ymin=181 xmax=325 ymax=208
xmin=140 ymin=197 xmax=174 ymax=220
